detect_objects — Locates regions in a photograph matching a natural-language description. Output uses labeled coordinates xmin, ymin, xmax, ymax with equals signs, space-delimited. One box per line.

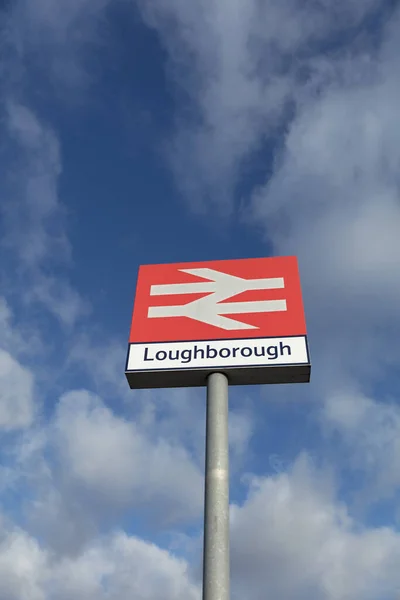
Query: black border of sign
xmin=125 ymin=335 xmax=311 ymax=389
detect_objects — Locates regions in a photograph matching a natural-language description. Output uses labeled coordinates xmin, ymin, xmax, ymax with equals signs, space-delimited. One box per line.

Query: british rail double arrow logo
xmin=147 ymin=268 xmax=287 ymax=330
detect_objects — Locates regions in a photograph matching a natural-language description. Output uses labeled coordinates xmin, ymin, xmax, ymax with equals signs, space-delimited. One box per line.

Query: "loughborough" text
xmin=143 ymin=341 xmax=291 ymax=365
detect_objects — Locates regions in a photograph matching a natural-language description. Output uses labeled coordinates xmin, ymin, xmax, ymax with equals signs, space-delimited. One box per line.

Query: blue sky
xmin=1 ymin=0 xmax=400 ymax=598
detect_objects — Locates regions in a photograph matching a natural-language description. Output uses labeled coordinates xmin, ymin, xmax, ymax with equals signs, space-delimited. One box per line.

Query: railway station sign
xmin=125 ymin=256 xmax=310 ymax=388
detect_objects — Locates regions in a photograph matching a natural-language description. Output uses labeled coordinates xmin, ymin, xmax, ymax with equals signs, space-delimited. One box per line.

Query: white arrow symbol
xmin=147 ymin=268 xmax=287 ymax=330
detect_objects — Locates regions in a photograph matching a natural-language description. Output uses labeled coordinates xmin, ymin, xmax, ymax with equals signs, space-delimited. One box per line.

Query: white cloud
xmin=0 ymin=297 xmax=42 ymax=358
xmin=2 ymin=0 xmax=103 ymax=329
xmin=52 ymin=390 xmax=203 ymax=523
xmin=242 ymin=8 xmax=400 ymax=396
xmin=66 ymin=334 xmax=130 ymax=398
xmin=0 ymin=349 xmax=35 ymax=431
xmin=29 ymin=275 xmax=90 ymax=328
xmin=5 ymin=453 xmax=400 ymax=600
xmin=7 ymin=441 xmax=400 ymax=600
xmin=1 ymin=100 xmax=89 ymax=330
xmin=7 ymin=385 xmax=252 ymax=558
xmin=4 ymin=102 xmax=68 ymax=267
xmin=229 ymin=406 xmax=254 ymax=462
xmin=251 ymin=56 xmax=400 ymax=290
xmin=0 ymin=518 xmax=200 ymax=600
xmin=4 ymin=0 xmax=113 ymax=91
xmin=7 ymin=442 xmax=400 ymax=600
xmin=231 ymin=455 xmax=400 ymax=600
xmin=47 ymin=532 xmax=200 ymax=600
xmin=0 ymin=388 xmax=205 ymax=555
xmin=137 ymin=0 xmax=385 ymax=210
xmin=323 ymin=389 xmax=400 ymax=505
xmin=0 ymin=520 xmax=47 ymax=600
xmin=126 ymin=387 xmax=254 ymax=476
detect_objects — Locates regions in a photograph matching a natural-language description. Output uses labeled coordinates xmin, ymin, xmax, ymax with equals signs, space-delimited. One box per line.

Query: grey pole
xmin=202 ymin=372 xmax=230 ymax=600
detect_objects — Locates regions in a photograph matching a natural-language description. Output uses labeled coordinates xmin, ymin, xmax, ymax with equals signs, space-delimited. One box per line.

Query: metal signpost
xmin=125 ymin=256 xmax=310 ymax=600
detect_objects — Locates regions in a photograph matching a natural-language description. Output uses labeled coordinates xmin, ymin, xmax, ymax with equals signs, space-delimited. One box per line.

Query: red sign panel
xmin=129 ymin=256 xmax=306 ymax=344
